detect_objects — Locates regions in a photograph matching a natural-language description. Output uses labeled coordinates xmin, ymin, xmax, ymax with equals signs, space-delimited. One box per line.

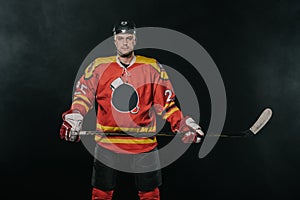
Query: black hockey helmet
xmin=112 ymin=20 xmax=136 ymax=35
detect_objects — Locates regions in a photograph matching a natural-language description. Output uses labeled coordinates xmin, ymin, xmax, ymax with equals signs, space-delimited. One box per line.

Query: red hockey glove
xmin=60 ymin=110 xmax=83 ymax=142
xmin=178 ymin=116 xmax=205 ymax=143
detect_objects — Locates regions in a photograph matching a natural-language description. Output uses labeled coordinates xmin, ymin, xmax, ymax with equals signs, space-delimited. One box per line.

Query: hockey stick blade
xmin=249 ymin=107 xmax=272 ymax=135
xmin=206 ymin=107 xmax=273 ymax=138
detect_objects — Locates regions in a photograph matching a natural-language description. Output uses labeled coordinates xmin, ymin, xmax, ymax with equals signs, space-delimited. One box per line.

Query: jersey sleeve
xmin=70 ymin=60 xmax=99 ymax=116
xmin=152 ymin=62 xmax=184 ymax=133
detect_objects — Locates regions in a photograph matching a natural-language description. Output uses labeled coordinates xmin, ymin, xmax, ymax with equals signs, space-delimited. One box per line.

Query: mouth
xmin=118 ymin=50 xmax=134 ymax=58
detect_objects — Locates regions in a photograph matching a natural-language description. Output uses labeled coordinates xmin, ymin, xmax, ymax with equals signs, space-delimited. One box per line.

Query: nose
xmin=123 ymin=39 xmax=128 ymax=45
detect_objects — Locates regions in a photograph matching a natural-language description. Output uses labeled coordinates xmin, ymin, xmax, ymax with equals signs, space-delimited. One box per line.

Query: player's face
xmin=114 ymin=33 xmax=136 ymax=57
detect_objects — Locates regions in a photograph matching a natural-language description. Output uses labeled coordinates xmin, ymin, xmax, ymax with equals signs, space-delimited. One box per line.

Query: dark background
xmin=1 ymin=0 xmax=299 ymax=199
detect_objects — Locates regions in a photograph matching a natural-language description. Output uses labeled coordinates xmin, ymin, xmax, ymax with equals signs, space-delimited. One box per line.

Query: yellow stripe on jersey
xmin=165 ymin=101 xmax=175 ymax=108
xmin=157 ymin=102 xmax=175 ymax=115
xmin=160 ymin=70 xmax=169 ymax=79
xmin=84 ymin=56 xmax=116 ymax=79
xmin=71 ymin=100 xmax=90 ymax=113
xmin=135 ymin=56 xmax=170 ymax=80
xmin=162 ymin=107 xmax=180 ymax=119
xmin=135 ymin=55 xmax=161 ymax=73
xmin=94 ymin=56 xmax=116 ymax=64
xmin=97 ymin=124 xmax=156 ymax=133
xmin=94 ymin=135 xmax=157 ymax=144
xmin=73 ymin=94 xmax=92 ymax=105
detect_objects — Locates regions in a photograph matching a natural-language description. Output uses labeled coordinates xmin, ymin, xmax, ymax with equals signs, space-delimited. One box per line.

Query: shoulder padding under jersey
xmin=135 ymin=55 xmax=169 ymax=79
xmin=135 ymin=56 xmax=161 ymax=72
xmin=84 ymin=56 xmax=116 ymax=79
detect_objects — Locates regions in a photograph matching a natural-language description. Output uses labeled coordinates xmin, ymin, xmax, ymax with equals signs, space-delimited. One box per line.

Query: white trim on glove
xmin=64 ymin=113 xmax=83 ymax=133
xmin=181 ymin=117 xmax=204 ymax=143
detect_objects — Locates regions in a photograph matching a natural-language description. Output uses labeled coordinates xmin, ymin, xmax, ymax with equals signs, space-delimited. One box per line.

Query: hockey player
xmin=60 ymin=20 xmax=204 ymax=200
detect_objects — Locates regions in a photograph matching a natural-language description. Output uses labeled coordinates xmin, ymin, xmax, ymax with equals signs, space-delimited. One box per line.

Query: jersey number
xmin=165 ymin=90 xmax=173 ymax=102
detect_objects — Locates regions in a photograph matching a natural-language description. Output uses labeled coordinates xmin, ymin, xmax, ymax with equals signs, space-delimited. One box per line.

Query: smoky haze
xmin=0 ymin=0 xmax=299 ymax=199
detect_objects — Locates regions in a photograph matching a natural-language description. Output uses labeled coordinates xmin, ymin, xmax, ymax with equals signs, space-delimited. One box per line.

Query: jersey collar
xmin=116 ymin=55 xmax=136 ymax=69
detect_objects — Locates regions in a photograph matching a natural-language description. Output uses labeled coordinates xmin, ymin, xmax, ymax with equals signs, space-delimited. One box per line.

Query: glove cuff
xmin=177 ymin=116 xmax=192 ymax=133
xmin=177 ymin=116 xmax=202 ymax=133
xmin=62 ymin=109 xmax=83 ymax=119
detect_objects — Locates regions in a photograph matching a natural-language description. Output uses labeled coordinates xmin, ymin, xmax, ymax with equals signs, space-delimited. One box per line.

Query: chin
xmin=119 ymin=50 xmax=134 ymax=58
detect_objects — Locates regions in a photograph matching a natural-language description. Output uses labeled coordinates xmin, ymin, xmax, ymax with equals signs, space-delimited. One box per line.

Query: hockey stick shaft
xmin=78 ymin=131 xmax=249 ymax=137
xmin=78 ymin=108 xmax=272 ymax=138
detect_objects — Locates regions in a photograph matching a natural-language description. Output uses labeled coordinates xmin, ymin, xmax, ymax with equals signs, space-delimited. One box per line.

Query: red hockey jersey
xmin=71 ymin=55 xmax=184 ymax=154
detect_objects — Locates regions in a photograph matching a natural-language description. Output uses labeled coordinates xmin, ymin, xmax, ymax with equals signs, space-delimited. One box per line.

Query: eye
xmin=126 ymin=36 xmax=133 ymax=41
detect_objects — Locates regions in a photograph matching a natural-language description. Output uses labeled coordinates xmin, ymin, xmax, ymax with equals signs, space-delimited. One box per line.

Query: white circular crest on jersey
xmin=110 ymin=77 xmax=140 ymax=114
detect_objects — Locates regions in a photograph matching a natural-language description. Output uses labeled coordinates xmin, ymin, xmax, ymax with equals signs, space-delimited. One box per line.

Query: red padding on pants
xmin=92 ymin=187 xmax=114 ymax=200
xmin=138 ymin=187 xmax=160 ymax=200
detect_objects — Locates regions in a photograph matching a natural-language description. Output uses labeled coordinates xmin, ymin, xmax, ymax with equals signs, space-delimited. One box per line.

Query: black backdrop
xmin=1 ymin=0 xmax=300 ymax=199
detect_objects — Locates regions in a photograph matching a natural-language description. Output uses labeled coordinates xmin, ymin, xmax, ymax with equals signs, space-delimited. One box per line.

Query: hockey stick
xmin=206 ymin=107 xmax=273 ymax=138
xmin=78 ymin=108 xmax=272 ymax=138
